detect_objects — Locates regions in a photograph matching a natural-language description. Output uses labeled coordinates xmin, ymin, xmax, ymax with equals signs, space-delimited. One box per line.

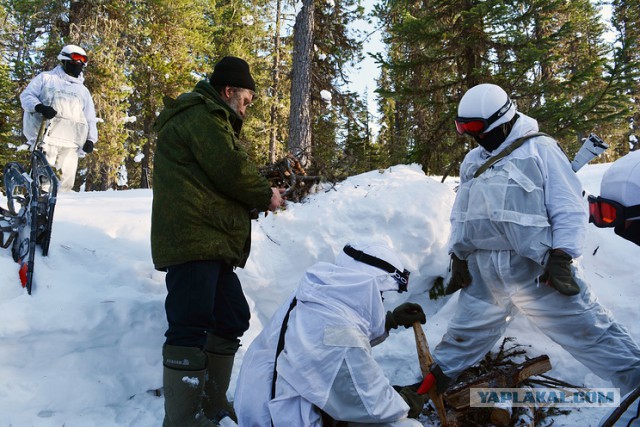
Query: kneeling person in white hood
xmin=235 ymin=241 xmax=427 ymax=426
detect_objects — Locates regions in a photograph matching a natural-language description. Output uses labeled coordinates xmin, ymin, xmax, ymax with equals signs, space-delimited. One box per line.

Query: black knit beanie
xmin=209 ymin=56 xmax=256 ymax=92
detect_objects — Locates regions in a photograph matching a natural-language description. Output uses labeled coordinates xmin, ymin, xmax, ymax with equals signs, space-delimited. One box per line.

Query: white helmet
xmin=57 ymin=44 xmax=88 ymax=63
xmin=456 ymin=83 xmax=516 ymax=135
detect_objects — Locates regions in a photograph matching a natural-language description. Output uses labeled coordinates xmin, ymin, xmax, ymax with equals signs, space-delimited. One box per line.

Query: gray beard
xmin=227 ymin=96 xmax=243 ymax=119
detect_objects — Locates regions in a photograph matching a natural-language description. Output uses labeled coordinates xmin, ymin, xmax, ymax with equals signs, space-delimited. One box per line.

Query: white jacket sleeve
xmin=20 ymin=73 xmax=47 ymax=143
xmin=322 ymin=348 xmax=410 ymax=423
xmin=20 ymin=73 xmax=46 ymax=112
xmin=82 ymin=87 xmax=98 ymax=143
xmin=448 ymin=150 xmax=478 ymax=257
xmin=541 ymin=141 xmax=587 ymax=258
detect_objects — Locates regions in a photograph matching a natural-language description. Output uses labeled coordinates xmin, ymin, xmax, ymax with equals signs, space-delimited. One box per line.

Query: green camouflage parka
xmin=151 ymin=80 xmax=272 ymax=270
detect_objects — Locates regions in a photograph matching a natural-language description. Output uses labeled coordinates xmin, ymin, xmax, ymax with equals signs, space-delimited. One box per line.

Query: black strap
xmin=342 ymin=245 xmax=411 ymax=292
xmin=624 ymin=204 xmax=640 ymax=221
xmin=473 ymin=132 xmax=549 ymax=178
xmin=600 ymin=383 xmax=640 ymax=427
xmin=268 ymin=296 xmax=348 ymax=427
xmin=343 ymin=244 xmax=397 ymax=275
xmin=270 ymin=297 xmax=298 ymax=400
xmin=343 ymin=244 xmax=409 ymax=292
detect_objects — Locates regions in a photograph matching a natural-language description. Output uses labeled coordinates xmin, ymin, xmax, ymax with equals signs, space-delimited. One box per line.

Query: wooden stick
xmin=413 ymin=321 xmax=449 ymax=426
xmin=33 ymin=119 xmax=48 ymax=154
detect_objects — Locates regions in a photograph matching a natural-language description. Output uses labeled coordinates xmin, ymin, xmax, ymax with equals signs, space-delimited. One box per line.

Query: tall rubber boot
xmin=202 ymin=334 xmax=240 ymax=422
xmin=162 ymin=345 xmax=215 ymax=427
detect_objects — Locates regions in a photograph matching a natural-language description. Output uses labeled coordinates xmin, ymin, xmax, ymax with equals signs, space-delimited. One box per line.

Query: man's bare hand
xmin=268 ymin=187 xmax=286 ymax=212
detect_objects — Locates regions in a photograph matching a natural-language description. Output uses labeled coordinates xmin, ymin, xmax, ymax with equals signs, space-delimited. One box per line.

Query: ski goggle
xmin=588 ymin=195 xmax=640 ymax=228
xmin=343 ymin=244 xmax=410 ymax=292
xmin=455 ymin=97 xmax=513 ymax=137
xmin=62 ymin=52 xmax=88 ymax=64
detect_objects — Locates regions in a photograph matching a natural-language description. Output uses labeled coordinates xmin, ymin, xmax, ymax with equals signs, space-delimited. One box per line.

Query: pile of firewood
xmin=259 ymin=153 xmax=322 ymax=203
xmin=422 ymin=338 xmax=575 ymax=427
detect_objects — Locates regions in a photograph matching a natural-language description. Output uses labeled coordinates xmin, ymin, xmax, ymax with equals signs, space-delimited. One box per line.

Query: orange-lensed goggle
xmin=588 ymin=195 xmax=640 ymax=228
xmin=455 ymin=98 xmax=512 ymax=137
xmin=62 ymin=52 xmax=88 ymax=64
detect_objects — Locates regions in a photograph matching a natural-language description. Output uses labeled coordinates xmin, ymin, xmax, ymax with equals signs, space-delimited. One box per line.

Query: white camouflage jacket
xmin=449 ymin=113 xmax=586 ymax=263
xmin=20 ymin=65 xmax=97 ymax=148
xmin=234 ymin=260 xmax=411 ymax=426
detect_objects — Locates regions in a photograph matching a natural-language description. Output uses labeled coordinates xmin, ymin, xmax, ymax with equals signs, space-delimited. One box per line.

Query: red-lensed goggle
xmin=455 ymin=97 xmax=513 ymax=137
xmin=62 ymin=52 xmax=88 ymax=64
xmin=588 ymin=195 xmax=640 ymax=228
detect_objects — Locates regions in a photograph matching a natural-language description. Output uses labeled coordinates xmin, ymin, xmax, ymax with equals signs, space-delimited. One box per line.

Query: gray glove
xmin=444 ymin=253 xmax=472 ymax=295
xmin=385 ymin=302 xmax=426 ymax=331
xmin=540 ymin=250 xmax=580 ymax=296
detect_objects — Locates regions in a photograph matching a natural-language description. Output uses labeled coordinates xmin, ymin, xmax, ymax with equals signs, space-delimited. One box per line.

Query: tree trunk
xmin=287 ymin=0 xmax=314 ymax=167
xmin=269 ymin=0 xmax=283 ymax=164
xmin=141 ymin=115 xmax=153 ymax=189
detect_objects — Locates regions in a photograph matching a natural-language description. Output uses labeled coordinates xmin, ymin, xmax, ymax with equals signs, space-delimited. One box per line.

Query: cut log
xmin=443 ymin=355 xmax=552 ymax=410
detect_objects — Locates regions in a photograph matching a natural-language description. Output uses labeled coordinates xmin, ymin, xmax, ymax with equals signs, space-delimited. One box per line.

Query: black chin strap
xmin=343 ymin=244 xmax=409 ymax=292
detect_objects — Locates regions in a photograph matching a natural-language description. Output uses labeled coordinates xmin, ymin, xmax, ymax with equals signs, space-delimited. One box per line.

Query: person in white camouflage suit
xmin=20 ymin=44 xmax=97 ymax=191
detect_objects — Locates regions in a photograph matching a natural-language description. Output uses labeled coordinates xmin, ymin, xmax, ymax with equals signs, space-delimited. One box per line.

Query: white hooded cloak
xmin=235 ymin=243 xmax=418 ymax=426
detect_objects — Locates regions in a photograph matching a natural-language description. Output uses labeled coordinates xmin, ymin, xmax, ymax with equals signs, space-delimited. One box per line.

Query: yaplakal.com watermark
xmin=470 ymin=388 xmax=620 ymax=408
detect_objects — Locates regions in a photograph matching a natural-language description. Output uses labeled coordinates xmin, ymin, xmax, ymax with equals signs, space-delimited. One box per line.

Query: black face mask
xmin=63 ymin=61 xmax=84 ymax=78
xmin=615 ymin=221 xmax=640 ymax=246
xmin=473 ymin=114 xmax=519 ymax=152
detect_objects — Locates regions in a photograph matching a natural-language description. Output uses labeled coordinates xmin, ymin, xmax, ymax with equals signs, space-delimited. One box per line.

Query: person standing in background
xmin=20 ymin=44 xmax=97 ymax=191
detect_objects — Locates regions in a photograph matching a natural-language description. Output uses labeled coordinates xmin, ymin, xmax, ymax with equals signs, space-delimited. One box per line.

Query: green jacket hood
xmin=150 ymin=80 xmax=272 ymax=269
xmin=153 ymin=80 xmax=242 ymax=135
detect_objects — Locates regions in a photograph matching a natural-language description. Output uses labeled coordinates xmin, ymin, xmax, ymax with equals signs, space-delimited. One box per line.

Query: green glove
xmin=540 ymin=250 xmax=580 ymax=296
xmin=444 ymin=253 xmax=472 ymax=295
xmin=394 ymin=385 xmax=426 ymax=418
xmin=385 ymin=302 xmax=426 ymax=331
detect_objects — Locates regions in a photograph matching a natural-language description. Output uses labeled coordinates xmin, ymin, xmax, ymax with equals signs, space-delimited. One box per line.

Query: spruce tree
xmin=374 ymin=0 xmax=626 ymax=174
xmin=610 ymin=0 xmax=640 ymax=155
xmin=0 ymin=0 xmax=67 ymax=178
xmin=204 ymin=0 xmax=279 ymax=166
xmin=310 ymin=0 xmax=368 ymax=176
xmin=125 ymin=0 xmax=212 ymax=189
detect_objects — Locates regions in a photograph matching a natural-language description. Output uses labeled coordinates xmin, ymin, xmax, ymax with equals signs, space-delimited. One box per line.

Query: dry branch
xmin=443 ymin=355 xmax=552 ymax=410
xmin=435 ymin=338 xmax=579 ymax=427
xmin=260 ymin=153 xmax=322 ymax=202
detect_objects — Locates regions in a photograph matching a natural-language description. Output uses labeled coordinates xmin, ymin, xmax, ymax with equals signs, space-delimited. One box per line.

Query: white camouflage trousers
xmin=433 ymin=249 xmax=640 ymax=395
xmin=43 ymin=144 xmax=79 ymax=192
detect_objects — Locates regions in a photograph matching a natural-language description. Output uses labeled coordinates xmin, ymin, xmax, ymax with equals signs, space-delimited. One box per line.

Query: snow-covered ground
xmin=0 ymin=163 xmax=637 ymax=426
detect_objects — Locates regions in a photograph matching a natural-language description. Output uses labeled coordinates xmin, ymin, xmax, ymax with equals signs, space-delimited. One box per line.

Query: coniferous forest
xmin=0 ymin=0 xmax=638 ymax=191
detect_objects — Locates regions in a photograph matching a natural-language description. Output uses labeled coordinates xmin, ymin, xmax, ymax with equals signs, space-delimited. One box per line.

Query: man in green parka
xmin=151 ymin=56 xmax=285 ymax=426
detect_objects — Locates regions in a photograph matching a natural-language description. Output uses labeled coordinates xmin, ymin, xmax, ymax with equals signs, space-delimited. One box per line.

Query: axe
xmin=413 ymin=321 xmax=449 ymax=426
xmin=32 ymin=118 xmax=50 ymax=154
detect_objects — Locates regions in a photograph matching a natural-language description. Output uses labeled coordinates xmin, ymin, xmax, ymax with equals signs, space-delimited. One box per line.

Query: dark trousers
xmin=164 ymin=260 xmax=250 ymax=348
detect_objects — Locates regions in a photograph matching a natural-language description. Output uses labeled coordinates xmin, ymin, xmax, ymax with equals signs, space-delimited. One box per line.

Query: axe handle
xmin=33 ymin=119 xmax=48 ymax=154
xmin=413 ymin=322 xmax=449 ymax=427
